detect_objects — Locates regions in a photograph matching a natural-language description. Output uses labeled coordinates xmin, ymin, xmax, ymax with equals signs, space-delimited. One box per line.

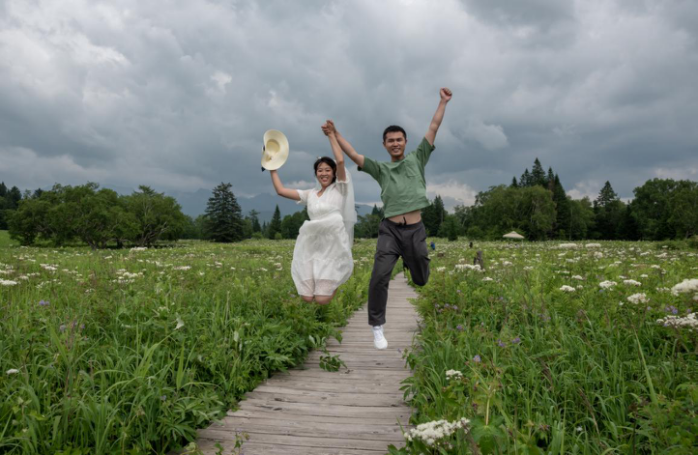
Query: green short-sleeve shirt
xmin=359 ymin=137 xmax=435 ymax=218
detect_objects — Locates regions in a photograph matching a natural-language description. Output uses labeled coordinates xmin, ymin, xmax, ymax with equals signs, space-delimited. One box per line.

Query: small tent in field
xmin=503 ymin=231 xmax=524 ymax=240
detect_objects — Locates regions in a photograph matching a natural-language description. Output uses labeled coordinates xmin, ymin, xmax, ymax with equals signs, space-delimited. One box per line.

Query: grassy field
xmin=3 ymin=238 xmax=697 ymax=454
xmin=396 ymin=241 xmax=698 ymax=454
xmin=0 ymin=230 xmax=18 ymax=248
xmin=0 ymin=239 xmax=376 ymax=454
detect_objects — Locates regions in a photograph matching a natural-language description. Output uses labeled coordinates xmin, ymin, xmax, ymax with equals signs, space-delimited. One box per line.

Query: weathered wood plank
xmin=184 ymin=273 xmax=417 ymax=455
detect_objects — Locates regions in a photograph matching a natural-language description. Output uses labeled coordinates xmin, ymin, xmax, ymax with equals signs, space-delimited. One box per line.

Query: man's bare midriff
xmin=387 ymin=209 xmax=422 ymax=225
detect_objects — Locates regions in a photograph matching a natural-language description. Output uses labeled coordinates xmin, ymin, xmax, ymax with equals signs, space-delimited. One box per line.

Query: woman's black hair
xmin=313 ymin=157 xmax=337 ymax=183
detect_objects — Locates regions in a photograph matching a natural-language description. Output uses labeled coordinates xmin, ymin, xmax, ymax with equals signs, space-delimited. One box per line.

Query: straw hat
xmin=261 ymin=129 xmax=289 ymax=171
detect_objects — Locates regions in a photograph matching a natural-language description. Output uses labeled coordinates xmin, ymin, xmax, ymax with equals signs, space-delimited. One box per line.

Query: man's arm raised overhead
xmin=424 ymin=88 xmax=452 ymax=147
xmin=323 ymin=120 xmax=364 ymax=169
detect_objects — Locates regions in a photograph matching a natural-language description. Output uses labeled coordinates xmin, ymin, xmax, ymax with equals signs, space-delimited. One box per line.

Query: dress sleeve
xmin=296 ymin=189 xmax=311 ymax=205
xmin=335 ymin=170 xmax=352 ymax=196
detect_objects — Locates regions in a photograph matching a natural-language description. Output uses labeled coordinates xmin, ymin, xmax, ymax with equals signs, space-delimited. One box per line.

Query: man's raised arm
xmin=424 ymin=88 xmax=452 ymax=146
xmin=323 ymin=120 xmax=364 ymax=168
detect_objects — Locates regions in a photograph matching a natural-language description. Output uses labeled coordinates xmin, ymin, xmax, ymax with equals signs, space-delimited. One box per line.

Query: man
xmin=324 ymin=87 xmax=452 ymax=349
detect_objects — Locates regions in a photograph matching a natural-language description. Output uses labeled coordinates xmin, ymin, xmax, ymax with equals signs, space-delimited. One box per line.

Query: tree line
xmin=451 ymin=159 xmax=698 ymax=241
xmin=3 ymin=163 xmax=696 ymax=246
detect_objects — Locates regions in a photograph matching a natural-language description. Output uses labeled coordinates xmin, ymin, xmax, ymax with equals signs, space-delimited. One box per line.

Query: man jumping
xmin=325 ymin=87 xmax=452 ymax=349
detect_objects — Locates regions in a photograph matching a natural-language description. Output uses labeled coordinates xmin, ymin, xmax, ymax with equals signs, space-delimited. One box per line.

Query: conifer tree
xmin=267 ymin=205 xmax=282 ymax=239
xmin=203 ymin=183 xmax=244 ymax=242
xmin=510 ymin=177 xmax=519 ymax=188
xmin=531 ymin=158 xmax=546 ymax=187
xmin=520 ymin=169 xmax=532 ymax=187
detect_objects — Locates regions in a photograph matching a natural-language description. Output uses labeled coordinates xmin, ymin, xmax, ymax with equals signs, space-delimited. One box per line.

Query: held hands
xmin=321 ymin=120 xmax=337 ymax=137
xmin=440 ymin=87 xmax=452 ymax=102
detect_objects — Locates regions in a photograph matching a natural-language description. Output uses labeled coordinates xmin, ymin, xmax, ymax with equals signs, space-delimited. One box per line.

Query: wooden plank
xmin=245 ymin=390 xmax=405 ymax=407
xmin=184 ymin=273 xmax=418 ymax=455
xmin=199 ymin=429 xmax=401 ymax=451
xmin=213 ymin=415 xmax=410 ymax=436
xmin=193 ymin=439 xmax=393 ymax=455
xmin=226 ymin=408 xmax=410 ymax=426
xmin=201 ymin=421 xmax=406 ymax=441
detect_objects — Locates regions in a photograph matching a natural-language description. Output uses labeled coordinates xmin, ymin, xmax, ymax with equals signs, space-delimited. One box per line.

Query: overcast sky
xmin=1 ymin=0 xmax=697 ymax=209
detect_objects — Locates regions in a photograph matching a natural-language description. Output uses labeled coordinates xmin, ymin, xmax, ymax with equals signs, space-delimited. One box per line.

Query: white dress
xmin=292 ymin=174 xmax=354 ymax=297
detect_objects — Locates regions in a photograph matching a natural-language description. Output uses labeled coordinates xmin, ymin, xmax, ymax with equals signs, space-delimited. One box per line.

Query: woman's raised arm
xmin=270 ymin=170 xmax=300 ymax=201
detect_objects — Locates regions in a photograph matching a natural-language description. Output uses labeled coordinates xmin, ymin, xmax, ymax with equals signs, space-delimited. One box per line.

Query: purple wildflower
xmin=473 ymin=354 xmax=481 ymax=363
xmin=665 ymin=305 xmax=678 ymax=315
xmin=456 ymin=324 xmax=464 ymax=331
xmin=497 ymin=339 xmax=506 ymax=348
xmin=38 ymin=300 xmax=50 ymax=307
xmin=512 ymin=337 xmax=521 ymax=344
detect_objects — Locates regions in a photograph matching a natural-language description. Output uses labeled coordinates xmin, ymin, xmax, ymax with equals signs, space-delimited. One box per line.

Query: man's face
xmin=383 ymin=131 xmax=407 ymax=161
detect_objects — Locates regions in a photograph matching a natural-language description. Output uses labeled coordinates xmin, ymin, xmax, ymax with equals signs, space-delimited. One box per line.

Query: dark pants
xmin=368 ymin=219 xmax=430 ymax=326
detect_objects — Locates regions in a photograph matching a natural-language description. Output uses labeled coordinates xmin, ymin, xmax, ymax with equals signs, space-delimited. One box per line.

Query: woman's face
xmin=316 ymin=162 xmax=334 ymax=188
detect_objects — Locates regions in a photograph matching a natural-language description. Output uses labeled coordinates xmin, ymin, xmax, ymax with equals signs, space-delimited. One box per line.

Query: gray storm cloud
xmin=1 ymin=0 xmax=697 ymax=209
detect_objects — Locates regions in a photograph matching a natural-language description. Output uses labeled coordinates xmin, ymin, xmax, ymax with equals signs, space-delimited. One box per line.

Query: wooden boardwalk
xmin=191 ymin=273 xmax=418 ymax=455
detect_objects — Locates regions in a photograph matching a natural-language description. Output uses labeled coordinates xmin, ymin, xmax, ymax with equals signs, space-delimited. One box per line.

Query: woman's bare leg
xmin=314 ymin=289 xmax=338 ymax=306
xmin=301 ymin=295 xmax=314 ymax=303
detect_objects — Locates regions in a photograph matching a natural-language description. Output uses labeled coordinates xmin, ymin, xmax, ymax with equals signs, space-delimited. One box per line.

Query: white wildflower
xmin=623 ymin=279 xmax=642 ymax=287
xmin=436 ymin=267 xmax=446 ymax=272
xmin=585 ymin=243 xmax=601 ymax=248
xmin=405 ymin=418 xmax=470 ymax=446
xmin=6 ymin=369 xmax=20 ymax=375
xmin=627 ymin=293 xmax=649 ymax=305
xmin=657 ymin=313 xmax=698 ymax=332
xmin=173 ymin=266 xmax=191 ymax=271
xmin=175 ymin=316 xmax=185 ymax=330
xmin=0 ymin=279 xmax=18 ymax=286
xmin=599 ymin=281 xmax=617 ymax=289
xmin=594 ymin=252 xmax=604 ymax=259
xmin=559 ymin=243 xmax=578 ymax=249
xmin=482 ymin=277 xmax=494 ymax=282
xmin=559 ymin=285 xmax=576 ymax=293
xmin=671 ymin=279 xmax=698 ymax=296
xmin=445 ymin=369 xmax=463 ymax=380
xmin=572 ymin=275 xmax=584 ymax=280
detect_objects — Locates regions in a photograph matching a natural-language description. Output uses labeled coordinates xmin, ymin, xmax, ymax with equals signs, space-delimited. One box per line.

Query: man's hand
xmin=321 ymin=120 xmax=337 ymax=137
xmin=440 ymin=87 xmax=452 ymax=102
xmin=426 ymin=88 xmax=452 ymax=145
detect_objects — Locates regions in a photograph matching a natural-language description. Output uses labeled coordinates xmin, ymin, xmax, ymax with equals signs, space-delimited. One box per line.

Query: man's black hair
xmin=313 ymin=157 xmax=337 ymax=183
xmin=383 ymin=125 xmax=407 ymax=142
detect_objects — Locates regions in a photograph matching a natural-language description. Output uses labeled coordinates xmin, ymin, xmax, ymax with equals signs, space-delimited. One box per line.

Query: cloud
xmin=461 ymin=118 xmax=509 ymax=151
xmin=0 ymin=0 xmax=696 ymax=212
xmin=427 ymin=180 xmax=478 ymax=208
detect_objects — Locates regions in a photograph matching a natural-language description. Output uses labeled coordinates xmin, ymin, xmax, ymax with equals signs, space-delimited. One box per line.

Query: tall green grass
xmin=0 ymin=230 xmax=18 ymax=248
xmin=397 ymin=241 xmax=698 ymax=454
xmin=0 ymin=239 xmax=375 ymax=454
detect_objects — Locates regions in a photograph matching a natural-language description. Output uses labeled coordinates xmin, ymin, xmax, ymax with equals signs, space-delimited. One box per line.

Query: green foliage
xmin=401 ymin=240 xmax=698 ymax=454
xmin=422 ymin=195 xmax=446 ymax=237
xmin=355 ymin=213 xmax=381 ymax=238
xmin=202 ymin=183 xmax=244 ymax=243
xmin=0 ymin=230 xmax=18 ymax=247
xmin=0 ymin=239 xmax=375 ymax=454
xmin=6 ymin=184 xmax=186 ymax=248
xmin=267 ymin=205 xmax=282 ymax=239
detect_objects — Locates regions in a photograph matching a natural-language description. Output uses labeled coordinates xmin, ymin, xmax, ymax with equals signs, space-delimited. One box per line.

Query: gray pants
xmin=368 ymin=219 xmax=430 ymax=326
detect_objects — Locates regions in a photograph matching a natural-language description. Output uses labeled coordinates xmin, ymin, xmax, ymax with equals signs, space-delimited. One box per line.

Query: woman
xmin=269 ymin=123 xmax=356 ymax=305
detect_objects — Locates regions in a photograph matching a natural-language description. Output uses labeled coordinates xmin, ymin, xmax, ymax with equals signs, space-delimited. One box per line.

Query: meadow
xmin=0 ymin=237 xmax=376 ymax=454
xmin=397 ymin=241 xmax=698 ymax=454
xmin=2 ymin=235 xmax=697 ymax=455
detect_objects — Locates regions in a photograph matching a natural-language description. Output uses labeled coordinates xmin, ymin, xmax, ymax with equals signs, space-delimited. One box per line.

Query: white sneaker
xmin=372 ymin=325 xmax=388 ymax=350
